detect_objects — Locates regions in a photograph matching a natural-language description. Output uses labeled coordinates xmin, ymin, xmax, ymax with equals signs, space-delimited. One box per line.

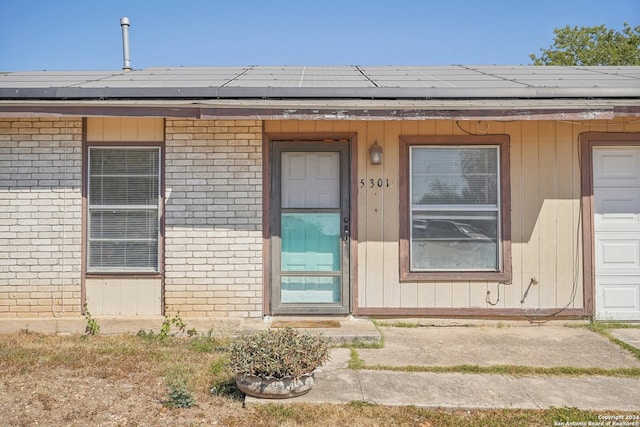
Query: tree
xmin=530 ymin=23 xmax=640 ymax=65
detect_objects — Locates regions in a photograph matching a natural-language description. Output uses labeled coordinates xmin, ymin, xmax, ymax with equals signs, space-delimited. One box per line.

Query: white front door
xmin=593 ymin=147 xmax=640 ymax=320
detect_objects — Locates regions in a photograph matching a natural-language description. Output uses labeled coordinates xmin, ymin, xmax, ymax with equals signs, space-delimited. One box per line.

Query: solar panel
xmin=1 ymin=66 xmax=639 ymax=98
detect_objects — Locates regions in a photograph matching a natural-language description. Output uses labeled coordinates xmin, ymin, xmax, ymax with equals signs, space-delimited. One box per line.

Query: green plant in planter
xmin=229 ymin=327 xmax=329 ymax=378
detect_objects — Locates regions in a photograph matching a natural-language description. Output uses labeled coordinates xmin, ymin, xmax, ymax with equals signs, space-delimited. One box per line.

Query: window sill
xmin=85 ymin=272 xmax=161 ymax=278
xmin=400 ymin=270 xmax=511 ymax=282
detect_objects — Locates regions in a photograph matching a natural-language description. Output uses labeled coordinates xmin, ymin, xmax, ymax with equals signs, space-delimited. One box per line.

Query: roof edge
xmin=2 ymin=86 xmax=640 ymax=100
xmin=2 ymin=101 xmax=639 ymax=121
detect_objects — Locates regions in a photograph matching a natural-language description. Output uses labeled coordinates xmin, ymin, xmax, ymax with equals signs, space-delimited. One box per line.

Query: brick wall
xmin=0 ymin=118 xmax=83 ymax=317
xmin=0 ymin=117 xmax=264 ymax=319
xmin=164 ymin=120 xmax=263 ymax=318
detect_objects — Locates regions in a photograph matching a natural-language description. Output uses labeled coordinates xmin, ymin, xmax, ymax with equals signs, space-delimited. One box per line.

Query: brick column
xmin=0 ymin=118 xmax=82 ymax=317
xmin=164 ymin=120 xmax=263 ymax=318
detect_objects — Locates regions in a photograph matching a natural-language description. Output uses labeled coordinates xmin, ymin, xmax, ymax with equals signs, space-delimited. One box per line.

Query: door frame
xmin=580 ymin=132 xmax=640 ymax=319
xmin=263 ymin=132 xmax=359 ymax=316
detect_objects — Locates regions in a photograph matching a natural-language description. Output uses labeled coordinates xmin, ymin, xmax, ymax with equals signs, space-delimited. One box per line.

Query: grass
xmin=241 ymin=404 xmax=624 ymax=427
xmin=375 ymin=320 xmax=421 ymax=328
xmin=347 ymin=348 xmax=366 ymax=370
xmin=0 ymin=330 xmax=227 ymax=388
xmin=363 ymin=363 xmax=640 ymax=377
xmin=1 ymin=330 xmax=638 ymax=426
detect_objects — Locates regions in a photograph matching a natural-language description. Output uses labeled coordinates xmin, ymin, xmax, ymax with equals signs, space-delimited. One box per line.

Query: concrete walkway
xmin=246 ymin=322 xmax=640 ymax=411
xmin=270 ymin=348 xmax=640 ymax=410
xmin=2 ymin=316 xmax=640 ymax=411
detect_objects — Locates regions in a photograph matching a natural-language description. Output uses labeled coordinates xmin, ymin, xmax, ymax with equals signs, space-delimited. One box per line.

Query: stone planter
xmin=235 ymin=372 xmax=315 ymax=399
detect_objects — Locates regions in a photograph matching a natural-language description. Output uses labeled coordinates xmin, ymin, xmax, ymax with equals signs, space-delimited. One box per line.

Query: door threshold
xmin=270 ymin=319 xmax=342 ymax=328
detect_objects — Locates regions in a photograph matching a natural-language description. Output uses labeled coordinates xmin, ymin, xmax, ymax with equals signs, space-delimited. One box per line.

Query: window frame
xmin=84 ymin=142 xmax=164 ymax=275
xmin=399 ymin=135 xmax=511 ymax=282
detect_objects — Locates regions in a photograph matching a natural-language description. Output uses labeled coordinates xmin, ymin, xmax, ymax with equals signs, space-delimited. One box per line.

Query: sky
xmin=0 ymin=0 xmax=638 ymax=71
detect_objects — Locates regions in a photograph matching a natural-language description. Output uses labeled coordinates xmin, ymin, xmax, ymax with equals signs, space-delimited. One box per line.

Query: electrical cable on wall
xmin=455 ymin=120 xmax=491 ymax=135
xmin=486 ymin=283 xmax=501 ymax=306
xmin=456 ymin=117 xmax=597 ymax=322
xmin=456 ymin=118 xmax=640 ymax=137
xmin=525 ymin=139 xmax=583 ymax=324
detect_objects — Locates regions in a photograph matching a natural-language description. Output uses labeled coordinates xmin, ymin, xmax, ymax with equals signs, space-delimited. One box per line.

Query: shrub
xmin=163 ymin=382 xmax=196 ymax=409
xmin=83 ymin=303 xmax=100 ymax=336
xmin=228 ymin=327 xmax=329 ymax=379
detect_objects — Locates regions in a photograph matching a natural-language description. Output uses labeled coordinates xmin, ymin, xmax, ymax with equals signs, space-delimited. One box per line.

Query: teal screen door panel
xmin=281 ymin=276 xmax=340 ymax=304
xmin=280 ymin=152 xmax=342 ymax=305
xmin=281 ymin=213 xmax=340 ymax=272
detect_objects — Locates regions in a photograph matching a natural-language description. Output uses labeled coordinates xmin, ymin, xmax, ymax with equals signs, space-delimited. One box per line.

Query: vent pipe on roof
xmin=120 ymin=17 xmax=132 ymax=71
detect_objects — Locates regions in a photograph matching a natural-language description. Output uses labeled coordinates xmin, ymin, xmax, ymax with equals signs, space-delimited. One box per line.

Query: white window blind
xmin=410 ymin=146 xmax=500 ymax=271
xmin=88 ymin=147 xmax=160 ymax=272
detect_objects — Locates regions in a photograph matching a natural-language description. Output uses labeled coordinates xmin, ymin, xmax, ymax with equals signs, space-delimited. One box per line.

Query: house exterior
xmin=1 ymin=66 xmax=639 ymax=320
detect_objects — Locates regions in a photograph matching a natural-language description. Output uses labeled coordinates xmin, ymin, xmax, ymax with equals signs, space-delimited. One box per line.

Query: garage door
xmin=593 ymin=147 xmax=640 ymax=320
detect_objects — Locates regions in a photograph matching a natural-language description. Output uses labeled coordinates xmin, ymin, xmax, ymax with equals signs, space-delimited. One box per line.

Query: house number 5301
xmin=360 ymin=178 xmax=390 ymax=189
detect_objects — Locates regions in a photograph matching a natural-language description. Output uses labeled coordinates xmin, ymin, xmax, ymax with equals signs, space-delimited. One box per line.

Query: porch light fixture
xmin=369 ymin=140 xmax=383 ymax=165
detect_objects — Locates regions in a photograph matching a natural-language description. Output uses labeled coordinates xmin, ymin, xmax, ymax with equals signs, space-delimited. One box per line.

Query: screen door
xmin=270 ymin=141 xmax=350 ymax=314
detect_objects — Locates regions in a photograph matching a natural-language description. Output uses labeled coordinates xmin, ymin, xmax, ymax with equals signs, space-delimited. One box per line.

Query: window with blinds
xmin=410 ymin=146 xmax=500 ymax=271
xmin=87 ymin=147 xmax=160 ymax=272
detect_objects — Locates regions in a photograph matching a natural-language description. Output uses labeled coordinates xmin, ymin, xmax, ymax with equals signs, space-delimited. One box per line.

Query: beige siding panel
xmin=626 ymin=118 xmax=640 ymax=132
xmin=86 ymin=117 xmax=164 ymax=142
xmin=491 ymin=121 xmax=506 ymax=134
xmin=363 ymin=121 xmax=385 ymax=307
xmin=264 ymin=121 xmax=281 ymax=133
xmin=435 ymin=120 xmax=454 ymax=136
xmin=332 ymin=121 xmax=352 ymax=133
xmin=555 ymin=122 xmax=578 ymax=308
xmin=538 ymin=121 xmax=558 ymax=308
xmin=102 ymin=117 xmax=121 ymax=141
xmin=119 ymin=119 xmax=138 ymax=141
xmin=137 ymin=117 xmax=164 ymax=141
xmin=314 ymin=120 xmax=334 ymax=133
xmin=519 ymin=121 xmax=541 ymax=309
xmin=417 ymin=120 xmax=436 ymax=136
xmin=434 ymin=282 xmax=453 ymax=307
xmin=279 ymin=121 xmax=299 ymax=133
xmin=85 ymin=277 xmax=162 ymax=315
xmin=353 ymin=121 xmax=369 ymax=308
xmin=415 ymin=284 xmax=431 ymax=308
xmin=297 ymin=120 xmax=316 ymax=133
xmin=86 ymin=117 xmax=104 ymax=141
xmin=470 ymin=281 xmax=489 ymax=309
xmin=452 ymin=281 xmax=470 ymax=307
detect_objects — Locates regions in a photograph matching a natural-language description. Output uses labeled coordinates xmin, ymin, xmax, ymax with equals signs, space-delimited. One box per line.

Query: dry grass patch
xmin=224 ymin=404 xmax=629 ymax=427
xmin=0 ymin=330 xmax=236 ymax=426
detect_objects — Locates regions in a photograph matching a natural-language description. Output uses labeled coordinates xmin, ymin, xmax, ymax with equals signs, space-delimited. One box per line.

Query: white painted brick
xmin=0 ymin=118 xmax=82 ymax=318
xmin=164 ymin=119 xmax=263 ymax=318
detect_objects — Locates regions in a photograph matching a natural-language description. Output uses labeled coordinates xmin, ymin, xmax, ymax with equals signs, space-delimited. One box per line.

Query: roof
xmin=1 ymin=66 xmax=639 ymax=120
xmin=2 ymin=65 xmax=640 ymax=99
